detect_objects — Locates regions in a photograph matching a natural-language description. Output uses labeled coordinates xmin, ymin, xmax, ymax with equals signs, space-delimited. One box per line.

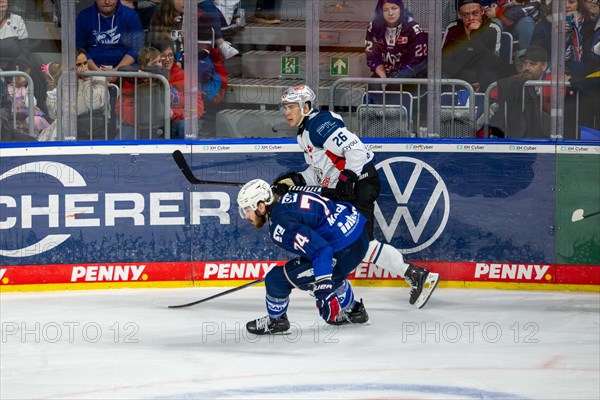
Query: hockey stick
xmin=571 ymin=209 xmax=600 ymax=222
xmin=172 ymin=150 xmax=242 ymax=187
xmin=172 ymin=150 xmax=338 ymax=197
xmin=167 ymin=278 xmax=265 ymax=308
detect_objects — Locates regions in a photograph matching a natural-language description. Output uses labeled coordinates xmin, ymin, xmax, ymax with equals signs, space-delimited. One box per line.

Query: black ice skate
xmin=246 ymin=313 xmax=290 ymax=335
xmin=329 ymin=299 xmax=369 ymax=325
xmin=404 ymin=264 xmax=440 ymax=309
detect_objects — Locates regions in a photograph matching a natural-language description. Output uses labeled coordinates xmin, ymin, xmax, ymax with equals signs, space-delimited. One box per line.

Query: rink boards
xmin=0 ymin=140 xmax=598 ymax=291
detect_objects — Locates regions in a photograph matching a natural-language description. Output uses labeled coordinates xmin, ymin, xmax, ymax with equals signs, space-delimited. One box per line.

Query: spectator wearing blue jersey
xmin=273 ymin=85 xmax=381 ymax=241
xmin=76 ymin=0 xmax=144 ymax=83
xmin=365 ymin=0 xmax=428 ymax=79
xmin=237 ymin=179 xmax=440 ymax=335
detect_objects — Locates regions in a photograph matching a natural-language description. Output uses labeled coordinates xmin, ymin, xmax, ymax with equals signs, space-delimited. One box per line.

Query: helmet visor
xmin=239 ymin=205 xmax=255 ymax=219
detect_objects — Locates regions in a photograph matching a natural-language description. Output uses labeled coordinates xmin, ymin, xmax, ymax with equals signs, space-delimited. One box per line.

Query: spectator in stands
xmin=0 ymin=0 xmax=32 ymax=70
xmin=121 ymin=0 xmax=160 ymax=30
xmin=0 ymin=75 xmax=36 ymax=142
xmin=252 ymin=0 xmax=280 ymax=24
xmin=484 ymin=45 xmax=551 ymax=138
xmin=0 ymin=0 xmax=48 ymax=113
xmin=443 ymin=0 xmax=515 ymax=92
xmin=565 ymin=0 xmax=598 ymax=76
xmin=42 ymin=61 xmax=62 ymax=121
xmin=530 ymin=0 xmax=551 ymax=56
xmin=585 ymin=0 xmax=600 ymax=20
xmin=75 ymin=48 xmax=111 ymax=139
xmin=532 ymin=0 xmax=598 ymax=77
xmin=197 ymin=0 xmax=239 ymax=59
xmin=148 ymin=0 xmax=185 ymax=65
xmin=76 ymin=0 xmax=144 ymax=83
xmin=154 ymin=41 xmax=205 ymax=139
xmin=484 ymin=0 xmax=540 ymax=50
xmin=149 ymin=0 xmax=237 ymax=62
xmin=38 ymin=49 xmax=112 ymax=141
xmin=149 ymin=0 xmax=229 ymax=103
xmin=115 ymin=46 xmax=170 ymax=139
xmin=365 ymin=0 xmax=428 ymax=80
xmin=5 ymin=57 xmax=50 ymax=138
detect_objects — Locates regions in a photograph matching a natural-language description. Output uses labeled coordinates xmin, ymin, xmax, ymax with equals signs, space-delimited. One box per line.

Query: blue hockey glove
xmin=335 ymin=169 xmax=358 ymax=200
xmin=314 ymin=278 xmax=341 ymax=323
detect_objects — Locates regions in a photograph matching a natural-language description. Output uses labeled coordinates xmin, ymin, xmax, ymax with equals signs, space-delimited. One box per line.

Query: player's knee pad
xmin=282 ymin=257 xmax=315 ymax=292
xmin=334 ymin=280 xmax=355 ymax=311
xmin=265 ymin=265 xmax=294 ymax=299
xmin=266 ymin=294 xmax=289 ymax=319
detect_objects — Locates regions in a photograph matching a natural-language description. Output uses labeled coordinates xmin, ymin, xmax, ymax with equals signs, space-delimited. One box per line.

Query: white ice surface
xmin=1 ymin=287 xmax=599 ymax=399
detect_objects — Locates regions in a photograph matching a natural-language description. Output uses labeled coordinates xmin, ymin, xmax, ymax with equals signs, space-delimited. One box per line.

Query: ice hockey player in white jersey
xmin=274 ymin=84 xmax=381 ymax=240
xmin=237 ymin=179 xmax=440 ymax=335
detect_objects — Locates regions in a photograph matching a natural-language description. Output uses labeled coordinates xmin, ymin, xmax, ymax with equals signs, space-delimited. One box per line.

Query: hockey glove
xmin=271 ymin=172 xmax=306 ymax=195
xmin=314 ymin=278 xmax=341 ymax=323
xmin=335 ymin=169 xmax=358 ymax=200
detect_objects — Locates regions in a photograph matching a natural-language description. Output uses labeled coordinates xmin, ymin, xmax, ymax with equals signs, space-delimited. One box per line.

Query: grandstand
xmin=1 ymin=0 xmax=596 ymax=141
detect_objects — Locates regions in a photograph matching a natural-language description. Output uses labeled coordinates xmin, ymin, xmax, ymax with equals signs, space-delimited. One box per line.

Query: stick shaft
xmin=584 ymin=210 xmax=600 ymax=219
xmin=172 ymin=150 xmax=337 ymax=196
xmin=168 ymin=278 xmax=265 ymax=308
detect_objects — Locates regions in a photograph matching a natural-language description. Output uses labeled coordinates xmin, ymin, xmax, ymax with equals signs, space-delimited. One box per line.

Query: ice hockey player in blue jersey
xmin=237 ymin=179 xmax=440 ymax=335
xmin=273 ymin=84 xmax=381 ymax=240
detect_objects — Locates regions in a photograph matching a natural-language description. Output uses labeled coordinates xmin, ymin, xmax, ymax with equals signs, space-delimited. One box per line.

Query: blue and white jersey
xmin=269 ymin=191 xmax=366 ymax=280
xmin=297 ymin=109 xmax=374 ymax=188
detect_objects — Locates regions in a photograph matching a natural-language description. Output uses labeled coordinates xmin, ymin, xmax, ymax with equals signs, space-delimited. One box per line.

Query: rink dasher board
xmin=1 ymin=141 xmax=599 ymax=156
xmin=0 ymin=140 xmax=598 ymax=292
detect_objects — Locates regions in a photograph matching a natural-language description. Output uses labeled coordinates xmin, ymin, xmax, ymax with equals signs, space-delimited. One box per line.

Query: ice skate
xmin=329 ymin=299 xmax=369 ymax=325
xmin=404 ymin=264 xmax=440 ymax=309
xmin=246 ymin=313 xmax=290 ymax=335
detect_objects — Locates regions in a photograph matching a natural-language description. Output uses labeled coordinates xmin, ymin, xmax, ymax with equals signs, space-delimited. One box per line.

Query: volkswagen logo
xmin=374 ymin=157 xmax=450 ymax=254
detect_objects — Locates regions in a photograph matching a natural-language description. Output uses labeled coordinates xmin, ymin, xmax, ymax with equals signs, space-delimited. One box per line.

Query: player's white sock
xmin=363 ymin=240 xmax=409 ymax=277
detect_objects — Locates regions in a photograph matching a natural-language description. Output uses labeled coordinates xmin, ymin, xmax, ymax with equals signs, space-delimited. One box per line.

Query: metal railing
xmin=56 ymin=70 xmax=171 ymax=140
xmin=0 ymin=71 xmax=36 ymax=138
xmin=483 ymin=80 xmax=577 ymax=139
xmin=329 ymin=77 xmax=476 ymax=138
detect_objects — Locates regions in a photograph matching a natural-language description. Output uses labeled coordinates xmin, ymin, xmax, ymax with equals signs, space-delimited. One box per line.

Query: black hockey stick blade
xmin=167 ymin=278 xmax=265 ymax=308
xmin=172 ymin=150 xmax=242 ymax=187
xmin=571 ymin=209 xmax=600 ymax=222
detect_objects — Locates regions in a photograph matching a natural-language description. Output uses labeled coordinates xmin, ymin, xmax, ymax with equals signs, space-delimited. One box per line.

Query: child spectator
xmin=365 ymin=0 xmax=428 ymax=79
xmin=5 ymin=57 xmax=50 ymax=138
xmin=154 ymin=41 xmax=205 ymax=139
xmin=39 ymin=50 xmax=112 ymax=141
xmin=149 ymin=0 xmax=238 ymax=61
xmin=115 ymin=46 xmax=170 ymax=140
xmin=149 ymin=0 xmax=228 ymax=103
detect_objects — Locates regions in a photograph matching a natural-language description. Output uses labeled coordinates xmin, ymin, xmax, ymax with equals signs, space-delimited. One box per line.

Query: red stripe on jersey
xmin=326 ymin=150 xmax=346 ymax=170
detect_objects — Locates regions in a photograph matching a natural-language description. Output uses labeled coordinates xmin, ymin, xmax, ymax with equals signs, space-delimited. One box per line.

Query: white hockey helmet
xmin=237 ymin=179 xmax=275 ymax=218
xmin=280 ymin=85 xmax=316 ymax=116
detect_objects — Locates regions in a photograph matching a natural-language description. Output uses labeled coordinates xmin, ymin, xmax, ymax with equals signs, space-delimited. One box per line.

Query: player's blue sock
xmin=266 ymin=294 xmax=289 ymax=319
